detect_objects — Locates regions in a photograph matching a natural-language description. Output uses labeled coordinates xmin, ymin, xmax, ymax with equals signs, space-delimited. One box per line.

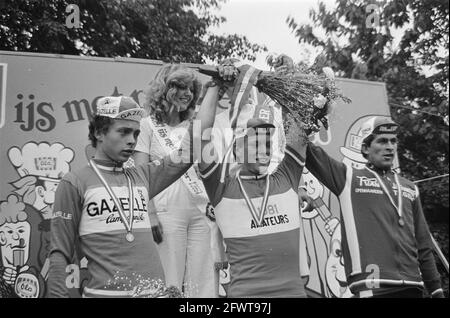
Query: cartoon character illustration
xmin=0 ymin=195 xmax=45 ymax=298
xmin=218 ymin=266 xmax=230 ymax=298
xmin=0 ymin=142 xmax=89 ymax=297
xmin=7 ymin=142 xmax=75 ymax=269
xmin=325 ymin=225 xmax=353 ymax=298
xmin=300 ymin=168 xmax=351 ymax=298
xmin=8 ymin=142 xmax=74 ymax=220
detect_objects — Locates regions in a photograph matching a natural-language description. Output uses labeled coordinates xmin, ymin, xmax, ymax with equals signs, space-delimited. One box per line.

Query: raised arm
xmin=306 ymin=142 xmax=347 ymax=196
xmin=196 ymin=83 xmax=222 ymax=172
xmin=197 ymin=64 xmax=237 ymax=172
xmin=134 ymin=117 xmax=153 ymax=165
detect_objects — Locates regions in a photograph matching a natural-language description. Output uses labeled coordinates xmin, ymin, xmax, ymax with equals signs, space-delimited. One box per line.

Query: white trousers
xmin=156 ymin=208 xmax=217 ymax=298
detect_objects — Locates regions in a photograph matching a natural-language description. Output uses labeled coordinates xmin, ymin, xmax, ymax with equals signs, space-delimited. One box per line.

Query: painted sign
xmin=0 ymin=51 xmax=392 ymax=298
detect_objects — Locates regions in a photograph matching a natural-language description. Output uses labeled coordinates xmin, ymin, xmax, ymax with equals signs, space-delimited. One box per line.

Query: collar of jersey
xmin=91 ymin=158 xmax=124 ymax=172
xmin=366 ymin=163 xmax=394 ymax=176
xmin=239 ymin=173 xmax=268 ymax=180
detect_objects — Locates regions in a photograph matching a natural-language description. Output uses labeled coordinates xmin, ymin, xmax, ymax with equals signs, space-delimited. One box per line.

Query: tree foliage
xmin=287 ymin=0 xmax=449 ymax=219
xmin=0 ymin=0 xmax=267 ymax=63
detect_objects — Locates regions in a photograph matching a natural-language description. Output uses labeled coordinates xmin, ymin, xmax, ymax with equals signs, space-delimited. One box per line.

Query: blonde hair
xmin=144 ymin=64 xmax=202 ymax=123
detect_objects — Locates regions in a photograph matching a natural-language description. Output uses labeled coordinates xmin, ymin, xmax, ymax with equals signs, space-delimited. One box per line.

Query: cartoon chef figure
xmin=7 ymin=142 xmax=74 ymax=284
xmin=0 ymin=194 xmax=45 ymax=298
xmin=8 ymin=142 xmax=74 ymax=220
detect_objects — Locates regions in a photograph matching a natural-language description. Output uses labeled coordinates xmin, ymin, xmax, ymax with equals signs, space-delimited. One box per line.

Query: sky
xmin=208 ymin=0 xmax=337 ymax=70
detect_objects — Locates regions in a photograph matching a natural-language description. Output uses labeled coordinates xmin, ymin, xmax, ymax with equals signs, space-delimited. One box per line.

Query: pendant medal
xmin=365 ymin=167 xmax=404 ymax=229
xmin=237 ymin=172 xmax=271 ymax=227
xmin=90 ymin=160 xmax=136 ymax=245
xmin=126 ymin=232 xmax=135 ymax=242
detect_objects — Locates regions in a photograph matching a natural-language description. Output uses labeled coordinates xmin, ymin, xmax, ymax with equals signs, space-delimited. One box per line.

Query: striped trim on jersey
xmin=339 ymin=166 xmax=362 ymax=275
xmin=285 ymin=146 xmax=305 ymax=167
xmin=349 ymin=279 xmax=424 ymax=291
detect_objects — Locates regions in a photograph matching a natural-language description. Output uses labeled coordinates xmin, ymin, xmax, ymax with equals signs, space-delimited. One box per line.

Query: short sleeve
xmin=135 ymin=117 xmax=154 ymax=155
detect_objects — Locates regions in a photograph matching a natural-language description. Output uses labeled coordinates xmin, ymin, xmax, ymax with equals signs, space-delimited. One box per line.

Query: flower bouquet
xmin=198 ymin=56 xmax=351 ymax=134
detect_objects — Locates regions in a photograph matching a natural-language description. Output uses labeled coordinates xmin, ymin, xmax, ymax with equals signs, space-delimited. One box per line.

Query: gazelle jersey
xmin=48 ymin=157 xmax=192 ymax=298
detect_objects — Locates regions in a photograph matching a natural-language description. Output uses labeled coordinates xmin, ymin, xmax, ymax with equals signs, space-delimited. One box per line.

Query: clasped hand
xmin=216 ymin=58 xmax=239 ymax=85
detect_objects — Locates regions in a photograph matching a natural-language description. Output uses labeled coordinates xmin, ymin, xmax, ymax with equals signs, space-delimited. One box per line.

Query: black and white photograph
xmin=0 ymin=0 xmax=448 ymax=305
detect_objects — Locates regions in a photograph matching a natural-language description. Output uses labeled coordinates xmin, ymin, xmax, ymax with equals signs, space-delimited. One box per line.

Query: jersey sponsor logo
xmin=85 ymin=196 xmax=147 ymax=217
xmin=393 ymin=185 xmax=416 ymax=201
xmin=216 ymin=190 xmax=300 ymax=238
xmin=354 ymin=187 xmax=383 ymax=195
xmin=356 ymin=176 xmax=380 ymax=188
xmin=250 ymin=203 xmax=289 ymax=229
xmin=105 ymin=212 xmax=145 ymax=224
xmin=250 ymin=214 xmax=289 ymax=229
xmin=52 ymin=210 xmax=72 ymax=220
xmin=80 ymin=186 xmax=151 ymax=236
xmin=354 ymin=177 xmax=415 ymax=201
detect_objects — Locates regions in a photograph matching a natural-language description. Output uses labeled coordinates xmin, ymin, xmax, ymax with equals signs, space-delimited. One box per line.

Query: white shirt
xmin=135 ymin=118 xmax=199 ymax=213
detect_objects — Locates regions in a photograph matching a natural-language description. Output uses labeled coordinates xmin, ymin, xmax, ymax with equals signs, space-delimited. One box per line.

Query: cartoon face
xmin=37 ymin=179 xmax=60 ymax=205
xmin=0 ymin=221 xmax=31 ymax=268
xmin=302 ymin=169 xmax=324 ymax=200
xmin=218 ymin=267 xmax=231 ymax=297
xmin=300 ymin=169 xmax=326 ymax=219
xmin=325 ymin=225 xmax=352 ymax=298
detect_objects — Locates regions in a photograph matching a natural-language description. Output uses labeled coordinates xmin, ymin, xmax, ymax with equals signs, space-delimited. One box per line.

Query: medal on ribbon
xmin=237 ymin=172 xmax=271 ymax=227
xmin=365 ymin=166 xmax=404 ymax=227
xmin=90 ymin=160 xmax=135 ymax=242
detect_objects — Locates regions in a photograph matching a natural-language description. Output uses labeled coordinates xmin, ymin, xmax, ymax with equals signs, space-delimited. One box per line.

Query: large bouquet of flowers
xmin=198 ymin=57 xmax=351 ymax=134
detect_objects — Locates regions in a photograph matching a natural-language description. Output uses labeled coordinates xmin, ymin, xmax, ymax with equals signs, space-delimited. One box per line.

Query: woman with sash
xmin=134 ymin=64 xmax=218 ymax=297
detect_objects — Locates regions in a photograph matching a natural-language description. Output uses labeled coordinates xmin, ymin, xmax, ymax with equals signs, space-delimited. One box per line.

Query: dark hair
xmin=88 ymin=115 xmax=115 ymax=148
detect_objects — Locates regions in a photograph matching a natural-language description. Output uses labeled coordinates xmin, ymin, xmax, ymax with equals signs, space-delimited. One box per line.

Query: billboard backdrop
xmin=0 ymin=51 xmax=391 ymax=298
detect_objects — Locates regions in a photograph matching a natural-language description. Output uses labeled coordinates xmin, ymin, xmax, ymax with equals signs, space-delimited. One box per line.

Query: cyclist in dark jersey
xmin=305 ymin=116 xmax=444 ymax=298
